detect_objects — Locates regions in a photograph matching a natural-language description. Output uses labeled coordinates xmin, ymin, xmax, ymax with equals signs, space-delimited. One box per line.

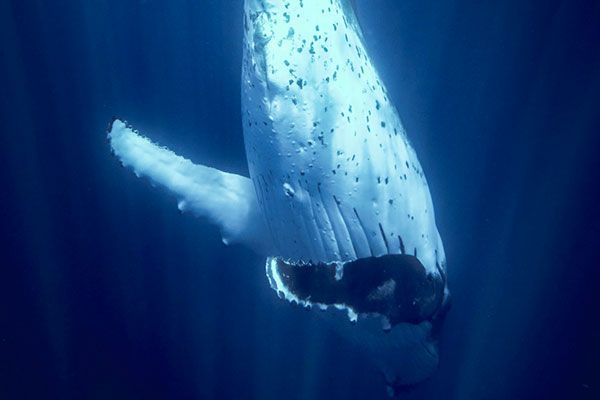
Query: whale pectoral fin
xmin=108 ymin=119 xmax=271 ymax=253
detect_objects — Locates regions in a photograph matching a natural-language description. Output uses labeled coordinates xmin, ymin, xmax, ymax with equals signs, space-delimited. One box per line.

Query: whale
xmin=108 ymin=0 xmax=450 ymax=392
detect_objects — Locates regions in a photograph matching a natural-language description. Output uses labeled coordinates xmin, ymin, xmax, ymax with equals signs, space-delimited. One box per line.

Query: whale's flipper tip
xmin=107 ymin=116 xmax=119 ymax=133
xmin=106 ymin=118 xmax=271 ymax=253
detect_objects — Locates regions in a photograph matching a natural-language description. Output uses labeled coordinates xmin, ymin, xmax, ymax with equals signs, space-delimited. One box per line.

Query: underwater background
xmin=1 ymin=0 xmax=599 ymax=398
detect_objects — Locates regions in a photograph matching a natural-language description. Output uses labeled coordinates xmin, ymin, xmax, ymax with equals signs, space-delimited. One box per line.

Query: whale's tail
xmin=321 ymin=311 xmax=442 ymax=396
xmin=107 ymin=119 xmax=271 ymax=252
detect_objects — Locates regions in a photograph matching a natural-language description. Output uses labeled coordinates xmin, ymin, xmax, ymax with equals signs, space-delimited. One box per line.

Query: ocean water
xmin=0 ymin=0 xmax=599 ymax=399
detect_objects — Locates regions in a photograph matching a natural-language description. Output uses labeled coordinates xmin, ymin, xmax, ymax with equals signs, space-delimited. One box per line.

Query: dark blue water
xmin=1 ymin=0 xmax=599 ymax=398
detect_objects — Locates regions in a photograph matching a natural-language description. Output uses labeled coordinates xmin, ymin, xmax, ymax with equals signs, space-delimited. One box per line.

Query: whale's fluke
xmin=108 ymin=119 xmax=270 ymax=251
xmin=327 ymin=314 xmax=440 ymax=389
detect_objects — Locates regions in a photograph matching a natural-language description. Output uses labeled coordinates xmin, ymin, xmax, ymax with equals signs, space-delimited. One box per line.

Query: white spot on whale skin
xmin=347 ymin=308 xmax=358 ymax=322
xmin=368 ymin=279 xmax=396 ymax=302
xmin=335 ymin=262 xmax=344 ymax=281
xmin=283 ymin=182 xmax=295 ymax=197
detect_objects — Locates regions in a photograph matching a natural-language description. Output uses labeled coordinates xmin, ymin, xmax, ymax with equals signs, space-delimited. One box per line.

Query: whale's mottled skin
xmin=242 ymin=0 xmax=444 ymax=272
xmin=108 ymin=0 xmax=449 ymax=392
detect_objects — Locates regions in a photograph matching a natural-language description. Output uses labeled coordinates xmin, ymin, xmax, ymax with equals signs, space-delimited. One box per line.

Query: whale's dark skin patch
xmin=274 ymin=254 xmax=446 ymax=326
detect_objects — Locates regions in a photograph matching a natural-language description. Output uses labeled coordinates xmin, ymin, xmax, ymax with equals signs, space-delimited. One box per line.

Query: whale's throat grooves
xmin=242 ymin=0 xmax=445 ymax=280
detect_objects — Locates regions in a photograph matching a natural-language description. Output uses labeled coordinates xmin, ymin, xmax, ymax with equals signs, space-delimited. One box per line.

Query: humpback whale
xmin=108 ymin=0 xmax=450 ymax=392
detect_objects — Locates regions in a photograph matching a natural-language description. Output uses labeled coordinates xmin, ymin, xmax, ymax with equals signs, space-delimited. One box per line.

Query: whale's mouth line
xmin=266 ymin=254 xmax=447 ymax=329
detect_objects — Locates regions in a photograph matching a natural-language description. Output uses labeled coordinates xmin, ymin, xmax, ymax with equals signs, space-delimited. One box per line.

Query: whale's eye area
xmin=267 ymin=254 xmax=447 ymax=327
